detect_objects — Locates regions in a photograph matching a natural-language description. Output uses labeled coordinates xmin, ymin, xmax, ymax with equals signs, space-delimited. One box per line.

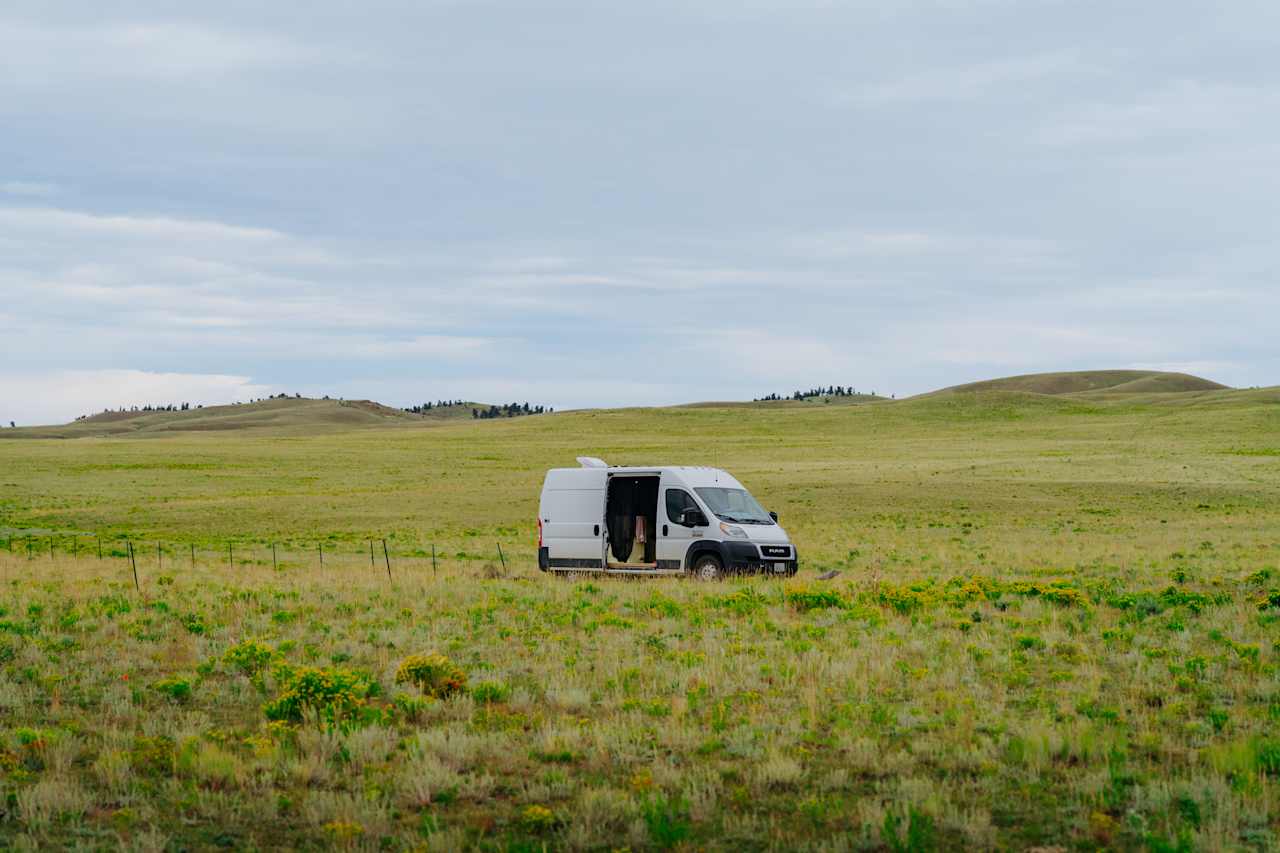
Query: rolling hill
xmin=928 ymin=369 xmax=1228 ymax=397
xmin=0 ymin=397 xmax=489 ymax=439
xmin=0 ymin=369 xmax=1251 ymax=439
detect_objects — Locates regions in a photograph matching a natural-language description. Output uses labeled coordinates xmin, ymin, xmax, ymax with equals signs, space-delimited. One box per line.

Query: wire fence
xmin=0 ymin=530 xmax=533 ymax=585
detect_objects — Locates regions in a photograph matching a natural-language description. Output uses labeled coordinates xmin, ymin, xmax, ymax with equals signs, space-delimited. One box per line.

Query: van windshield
xmin=694 ymin=487 xmax=774 ymax=525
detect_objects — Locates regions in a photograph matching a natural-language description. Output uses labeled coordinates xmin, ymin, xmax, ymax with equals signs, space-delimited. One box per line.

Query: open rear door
xmin=541 ymin=468 xmax=607 ymax=570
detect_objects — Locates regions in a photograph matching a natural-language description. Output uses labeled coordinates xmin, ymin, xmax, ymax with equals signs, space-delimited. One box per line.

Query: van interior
xmin=605 ymin=474 xmax=658 ymax=567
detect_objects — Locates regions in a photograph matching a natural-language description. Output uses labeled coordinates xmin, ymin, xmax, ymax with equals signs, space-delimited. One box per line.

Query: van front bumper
xmin=723 ymin=542 xmax=798 ymax=575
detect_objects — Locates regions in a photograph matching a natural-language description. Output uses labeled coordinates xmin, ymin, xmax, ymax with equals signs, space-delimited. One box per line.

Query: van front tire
xmin=691 ymin=554 xmax=722 ymax=581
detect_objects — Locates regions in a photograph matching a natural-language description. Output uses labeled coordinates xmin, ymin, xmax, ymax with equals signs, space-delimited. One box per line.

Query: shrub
xmin=785 ymin=583 xmax=845 ymax=612
xmin=1036 ymin=583 xmax=1089 ymax=608
xmin=630 ymin=593 xmax=683 ymax=619
xmin=395 ymin=654 xmax=466 ymax=699
xmin=470 ymin=680 xmax=511 ymax=704
xmin=875 ymin=583 xmax=933 ymax=614
xmin=321 ymin=820 xmax=364 ymax=844
xmin=943 ymin=575 xmax=1000 ymax=604
xmin=129 ymin=736 xmax=175 ymax=775
xmin=263 ymin=666 xmax=374 ymax=724
xmin=519 ymin=804 xmax=560 ymax=833
xmin=152 ymin=677 xmax=193 ymax=703
xmin=1258 ymin=739 xmax=1280 ymax=775
xmin=709 ymin=586 xmax=769 ymax=616
xmin=882 ymin=807 xmax=935 ymax=853
xmin=640 ymin=793 xmax=690 ymax=848
xmin=392 ymin=693 xmax=430 ymax=722
xmin=1245 ymin=568 xmax=1274 ymax=585
xmin=1158 ymin=585 xmax=1213 ymax=613
xmin=223 ymin=639 xmax=278 ymax=677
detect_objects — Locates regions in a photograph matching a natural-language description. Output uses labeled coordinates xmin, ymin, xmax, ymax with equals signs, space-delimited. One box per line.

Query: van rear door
xmin=540 ymin=469 xmax=606 ymax=568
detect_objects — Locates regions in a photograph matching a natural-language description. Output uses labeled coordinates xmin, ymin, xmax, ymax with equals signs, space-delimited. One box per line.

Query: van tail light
xmin=537 ymin=517 xmax=543 ymax=548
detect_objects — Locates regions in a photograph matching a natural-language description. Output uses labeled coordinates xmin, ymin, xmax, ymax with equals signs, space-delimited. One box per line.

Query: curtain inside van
xmin=606 ymin=476 xmax=658 ymax=562
xmin=606 ymin=477 xmax=636 ymax=561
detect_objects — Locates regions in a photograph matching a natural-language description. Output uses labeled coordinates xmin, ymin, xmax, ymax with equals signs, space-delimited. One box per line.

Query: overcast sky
xmin=3 ymin=1 xmax=1278 ymax=424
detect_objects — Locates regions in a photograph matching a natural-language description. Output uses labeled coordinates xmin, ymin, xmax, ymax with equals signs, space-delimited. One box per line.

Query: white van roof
xmin=544 ymin=464 xmax=743 ymax=490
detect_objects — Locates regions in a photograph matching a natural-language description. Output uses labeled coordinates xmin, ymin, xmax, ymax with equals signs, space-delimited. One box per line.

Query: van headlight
xmin=719 ymin=522 xmax=747 ymax=539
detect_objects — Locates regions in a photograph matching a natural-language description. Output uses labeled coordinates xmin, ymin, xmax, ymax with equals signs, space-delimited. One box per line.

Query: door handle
xmin=662 ymin=524 xmax=669 ymax=537
xmin=593 ymin=524 xmax=600 ymax=536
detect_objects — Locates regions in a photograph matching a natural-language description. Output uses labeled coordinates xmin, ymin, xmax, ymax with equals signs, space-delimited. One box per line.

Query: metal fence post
xmin=128 ymin=541 xmax=140 ymax=593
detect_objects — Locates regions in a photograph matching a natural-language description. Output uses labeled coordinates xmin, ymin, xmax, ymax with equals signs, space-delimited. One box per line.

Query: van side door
xmin=656 ymin=479 xmax=700 ymax=570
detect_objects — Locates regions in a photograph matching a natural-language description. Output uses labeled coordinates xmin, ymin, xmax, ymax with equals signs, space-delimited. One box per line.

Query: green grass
xmin=0 ymin=386 xmax=1278 ymax=849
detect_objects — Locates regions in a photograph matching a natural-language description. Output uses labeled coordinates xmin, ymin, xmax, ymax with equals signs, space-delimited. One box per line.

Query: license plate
xmin=772 ymin=563 xmax=787 ymax=573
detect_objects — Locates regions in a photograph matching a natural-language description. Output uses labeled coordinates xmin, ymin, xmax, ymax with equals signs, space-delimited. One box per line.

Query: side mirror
xmin=680 ymin=509 xmax=705 ymax=527
xmin=769 ymin=511 xmax=778 ymax=522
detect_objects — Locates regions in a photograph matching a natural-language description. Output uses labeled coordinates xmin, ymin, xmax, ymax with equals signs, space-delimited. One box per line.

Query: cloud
xmin=837 ymin=52 xmax=1098 ymax=105
xmin=0 ymin=21 xmax=317 ymax=81
xmin=686 ymin=330 xmax=869 ymax=384
xmin=1 ymin=181 xmax=58 ymax=197
xmin=336 ymin=376 xmax=681 ymax=412
xmin=0 ymin=1 xmax=1276 ymax=416
xmin=1035 ymin=81 xmax=1280 ymax=146
xmin=0 ymin=205 xmax=389 ymax=337
xmin=0 ymin=370 xmax=272 ymax=426
xmin=0 ymin=206 xmax=285 ymax=245
xmin=784 ymin=228 xmax=1062 ymax=271
xmin=1125 ymin=362 xmax=1240 ymax=387
xmin=347 ymin=335 xmax=501 ymax=359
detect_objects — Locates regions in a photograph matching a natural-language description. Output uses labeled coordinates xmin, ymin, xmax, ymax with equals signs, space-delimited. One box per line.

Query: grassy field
xmin=1 ymin=385 xmax=1279 ymax=849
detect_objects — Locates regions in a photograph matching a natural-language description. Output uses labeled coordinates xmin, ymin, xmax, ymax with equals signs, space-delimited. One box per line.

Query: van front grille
xmin=759 ymin=545 xmax=791 ymax=559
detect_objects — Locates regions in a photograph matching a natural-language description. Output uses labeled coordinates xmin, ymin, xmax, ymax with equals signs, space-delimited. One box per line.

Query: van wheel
xmin=691 ymin=555 xmax=722 ymax=581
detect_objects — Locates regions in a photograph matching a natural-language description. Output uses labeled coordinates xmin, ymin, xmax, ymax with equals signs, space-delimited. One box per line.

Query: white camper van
xmin=537 ymin=457 xmax=797 ymax=579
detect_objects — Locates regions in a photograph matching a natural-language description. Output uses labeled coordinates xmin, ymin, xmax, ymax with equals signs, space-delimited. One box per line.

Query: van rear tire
xmin=691 ymin=554 xmax=722 ymax=581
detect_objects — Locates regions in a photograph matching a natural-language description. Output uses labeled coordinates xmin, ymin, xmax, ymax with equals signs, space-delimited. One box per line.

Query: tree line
xmin=76 ymin=393 xmax=307 ymax=421
xmin=76 ymin=402 xmax=204 ymax=420
xmin=754 ymin=385 xmax=876 ymax=402
xmin=403 ymin=400 xmax=466 ymax=414
xmin=473 ymin=402 xmax=550 ymax=419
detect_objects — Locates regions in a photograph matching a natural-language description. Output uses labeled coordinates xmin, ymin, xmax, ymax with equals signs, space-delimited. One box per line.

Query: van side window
xmin=665 ymin=489 xmax=697 ymax=524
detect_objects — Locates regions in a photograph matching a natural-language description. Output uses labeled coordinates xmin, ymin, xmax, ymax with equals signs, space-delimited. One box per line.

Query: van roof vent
xmin=576 ymin=456 xmax=609 ymax=468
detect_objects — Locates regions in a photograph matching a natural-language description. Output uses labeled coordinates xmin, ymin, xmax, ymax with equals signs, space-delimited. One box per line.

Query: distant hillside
xmin=2 ymin=370 xmax=1255 ymax=439
xmin=683 ymin=393 xmax=888 ymax=410
xmin=930 ymin=370 xmax=1228 ymax=397
xmin=1 ymin=397 xmax=489 ymax=439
